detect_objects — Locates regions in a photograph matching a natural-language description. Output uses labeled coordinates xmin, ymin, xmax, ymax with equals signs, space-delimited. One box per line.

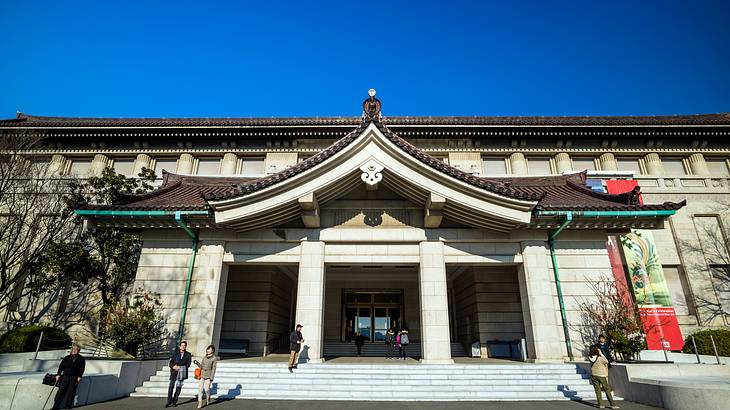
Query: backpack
xmin=400 ymin=333 xmax=409 ymax=345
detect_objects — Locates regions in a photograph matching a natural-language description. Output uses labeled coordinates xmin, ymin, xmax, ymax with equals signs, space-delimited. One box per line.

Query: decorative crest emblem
xmin=360 ymin=159 xmax=384 ymax=186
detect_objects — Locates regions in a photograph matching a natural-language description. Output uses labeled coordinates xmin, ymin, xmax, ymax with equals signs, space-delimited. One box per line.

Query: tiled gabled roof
xmin=3 ymin=112 xmax=730 ymax=127
xmin=79 ymin=172 xmax=256 ymax=211
xmin=82 ymin=117 xmax=685 ymax=214
xmin=204 ymin=119 xmax=541 ymax=202
xmin=496 ymin=173 xmax=686 ymax=212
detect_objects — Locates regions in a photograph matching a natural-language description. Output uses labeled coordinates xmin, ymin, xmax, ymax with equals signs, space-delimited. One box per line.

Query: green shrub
xmin=0 ymin=325 xmax=72 ymax=353
xmin=682 ymin=329 xmax=730 ymax=356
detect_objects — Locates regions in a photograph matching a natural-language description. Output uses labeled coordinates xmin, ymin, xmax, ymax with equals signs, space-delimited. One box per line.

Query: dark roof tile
xmin=3 ymin=112 xmax=729 ymax=127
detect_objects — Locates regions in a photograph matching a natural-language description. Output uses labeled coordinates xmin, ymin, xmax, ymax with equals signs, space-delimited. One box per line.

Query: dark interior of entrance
xmin=342 ymin=290 xmax=402 ymax=343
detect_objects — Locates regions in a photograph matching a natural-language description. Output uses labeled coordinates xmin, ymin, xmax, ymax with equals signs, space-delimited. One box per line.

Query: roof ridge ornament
xmin=362 ymin=88 xmax=382 ymax=121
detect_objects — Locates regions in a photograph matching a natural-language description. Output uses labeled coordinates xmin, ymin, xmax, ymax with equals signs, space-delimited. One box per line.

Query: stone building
xmin=1 ymin=92 xmax=728 ymax=362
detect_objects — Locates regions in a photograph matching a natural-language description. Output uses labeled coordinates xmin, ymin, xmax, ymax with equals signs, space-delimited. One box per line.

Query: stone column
xmin=554 ymin=152 xmax=572 ymax=174
xmin=186 ymin=241 xmax=226 ymax=357
xmin=517 ymin=241 xmax=566 ymax=362
xmin=89 ymin=154 xmax=109 ymax=176
xmin=418 ymin=241 xmax=454 ymax=364
xmin=688 ymin=153 xmax=709 ymax=175
xmin=177 ymin=153 xmax=195 ymax=174
xmin=643 ymin=153 xmax=664 ymax=175
xmin=48 ymin=154 xmax=67 ymax=175
xmin=294 ymin=241 xmax=326 ymax=364
xmin=599 ymin=153 xmax=618 ymax=171
xmin=220 ymin=153 xmax=238 ymax=175
xmin=132 ymin=153 xmax=152 ymax=176
xmin=509 ymin=152 xmax=528 ymax=175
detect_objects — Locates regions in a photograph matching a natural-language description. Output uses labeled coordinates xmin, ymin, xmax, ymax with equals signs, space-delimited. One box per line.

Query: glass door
xmin=355 ymin=307 xmax=371 ymax=340
xmin=342 ymin=290 xmax=403 ymax=343
xmin=374 ymin=308 xmax=388 ymax=341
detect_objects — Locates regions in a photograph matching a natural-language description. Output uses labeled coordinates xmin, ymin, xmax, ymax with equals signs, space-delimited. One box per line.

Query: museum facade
xmin=1 ymin=92 xmax=728 ymax=363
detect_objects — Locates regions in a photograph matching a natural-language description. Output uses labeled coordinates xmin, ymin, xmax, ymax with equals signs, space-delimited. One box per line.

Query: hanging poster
xmin=620 ymin=230 xmax=684 ymax=350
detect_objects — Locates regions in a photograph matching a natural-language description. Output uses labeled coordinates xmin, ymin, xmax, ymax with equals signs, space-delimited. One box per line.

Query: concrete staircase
xmin=323 ymin=342 xmax=467 ymax=357
xmin=131 ymin=361 xmax=603 ymax=401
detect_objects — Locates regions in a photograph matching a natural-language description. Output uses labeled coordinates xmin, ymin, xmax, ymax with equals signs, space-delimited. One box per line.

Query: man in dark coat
xmin=354 ymin=332 xmax=366 ymax=356
xmin=591 ymin=334 xmax=615 ymax=364
xmin=52 ymin=344 xmax=85 ymax=410
xmin=288 ymin=324 xmax=303 ymax=372
xmin=166 ymin=341 xmax=192 ymax=407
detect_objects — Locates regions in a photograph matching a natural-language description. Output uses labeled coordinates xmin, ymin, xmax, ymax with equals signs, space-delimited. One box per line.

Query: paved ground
xmin=84 ymin=397 xmax=662 ymax=409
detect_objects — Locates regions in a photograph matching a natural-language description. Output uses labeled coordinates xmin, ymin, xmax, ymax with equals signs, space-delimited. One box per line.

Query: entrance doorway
xmin=342 ymin=290 xmax=403 ymax=342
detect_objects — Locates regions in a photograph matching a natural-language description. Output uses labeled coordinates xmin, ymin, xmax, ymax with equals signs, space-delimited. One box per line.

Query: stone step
xmin=151 ymin=365 xmax=584 ymax=379
xmin=211 ymin=362 xmax=575 ymax=369
xmin=134 ymin=362 xmax=599 ymax=401
xmin=150 ymin=373 xmax=586 ymax=381
xmin=143 ymin=378 xmax=589 ymax=388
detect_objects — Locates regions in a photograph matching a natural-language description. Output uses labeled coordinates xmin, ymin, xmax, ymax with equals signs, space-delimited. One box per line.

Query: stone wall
xmin=642 ymin=190 xmax=730 ymax=331
xmin=550 ymin=232 xmax=615 ymax=356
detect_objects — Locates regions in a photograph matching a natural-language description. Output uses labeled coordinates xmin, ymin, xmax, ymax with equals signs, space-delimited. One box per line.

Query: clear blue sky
xmin=1 ymin=0 xmax=729 ymax=118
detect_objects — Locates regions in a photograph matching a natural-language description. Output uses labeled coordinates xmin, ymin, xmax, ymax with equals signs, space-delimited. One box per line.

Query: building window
xmin=527 ymin=157 xmax=552 ymax=175
xmin=112 ymin=159 xmax=135 ymax=177
xmin=196 ymin=158 xmax=221 ymax=175
xmin=572 ymin=157 xmax=596 ymax=171
xmin=241 ymin=157 xmax=265 ymax=176
xmin=68 ymin=159 xmax=92 ymax=176
xmin=154 ymin=158 xmax=178 ymax=177
xmin=694 ymin=215 xmax=730 ymax=318
xmin=662 ymin=157 xmax=687 ymax=176
xmin=663 ymin=265 xmax=695 ymax=316
xmin=706 ymin=158 xmax=730 ymax=176
xmin=482 ymin=157 xmax=507 ymax=175
xmin=616 ymin=157 xmax=641 ymax=174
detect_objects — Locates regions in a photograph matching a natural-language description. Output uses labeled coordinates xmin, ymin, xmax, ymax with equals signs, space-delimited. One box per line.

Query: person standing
xmin=288 ymin=324 xmax=304 ymax=372
xmin=166 ymin=341 xmax=192 ymax=407
xmin=385 ymin=327 xmax=395 ymax=359
xmin=354 ymin=332 xmax=366 ymax=356
xmin=52 ymin=344 xmax=85 ymax=410
xmin=591 ymin=334 xmax=615 ymax=365
xmin=195 ymin=345 xmax=218 ymax=408
xmin=589 ymin=346 xmax=619 ymax=409
xmin=398 ymin=327 xmax=410 ymax=360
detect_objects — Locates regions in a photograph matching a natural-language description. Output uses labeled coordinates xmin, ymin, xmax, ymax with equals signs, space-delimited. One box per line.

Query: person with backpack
xmin=397 ymin=327 xmax=410 ymax=360
xmin=589 ymin=346 xmax=619 ymax=409
xmin=385 ymin=327 xmax=396 ymax=359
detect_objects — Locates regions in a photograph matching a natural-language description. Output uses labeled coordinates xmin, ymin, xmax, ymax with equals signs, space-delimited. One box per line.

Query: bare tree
xmin=576 ymin=276 xmax=647 ymax=361
xmin=0 ymin=130 xmax=78 ymax=317
xmin=679 ymin=203 xmax=730 ymax=323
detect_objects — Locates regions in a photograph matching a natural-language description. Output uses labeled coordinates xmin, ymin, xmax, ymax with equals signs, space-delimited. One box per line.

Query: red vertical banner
xmin=606 ymin=235 xmax=634 ymax=308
